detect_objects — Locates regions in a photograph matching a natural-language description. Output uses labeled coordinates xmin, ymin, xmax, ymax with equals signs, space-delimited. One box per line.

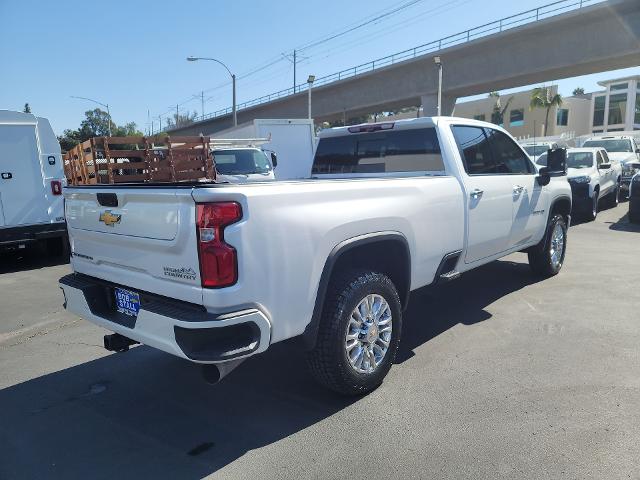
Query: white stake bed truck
xmin=59 ymin=117 xmax=571 ymax=395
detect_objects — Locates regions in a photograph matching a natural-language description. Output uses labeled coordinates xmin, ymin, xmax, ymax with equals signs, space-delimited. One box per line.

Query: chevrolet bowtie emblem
xmin=99 ymin=210 xmax=122 ymax=227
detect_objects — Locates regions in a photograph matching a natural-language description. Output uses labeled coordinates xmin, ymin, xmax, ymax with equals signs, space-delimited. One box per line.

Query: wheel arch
xmin=302 ymin=232 xmax=411 ymax=350
xmin=549 ymin=195 xmax=572 ymax=225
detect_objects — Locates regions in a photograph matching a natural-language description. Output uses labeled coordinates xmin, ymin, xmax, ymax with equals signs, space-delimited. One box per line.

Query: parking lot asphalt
xmin=1 ymin=203 xmax=639 ymax=480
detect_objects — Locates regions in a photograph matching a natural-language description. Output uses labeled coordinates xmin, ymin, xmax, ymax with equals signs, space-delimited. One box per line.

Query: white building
xmin=590 ymin=75 xmax=640 ymax=134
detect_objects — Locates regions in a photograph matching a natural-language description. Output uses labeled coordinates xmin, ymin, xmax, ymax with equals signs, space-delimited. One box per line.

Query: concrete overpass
xmin=170 ymin=0 xmax=640 ymax=135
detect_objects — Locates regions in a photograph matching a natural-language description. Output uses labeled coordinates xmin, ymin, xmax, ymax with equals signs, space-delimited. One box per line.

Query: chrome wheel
xmin=345 ymin=294 xmax=392 ymax=374
xmin=592 ymin=193 xmax=598 ymax=219
xmin=549 ymin=223 xmax=565 ymax=269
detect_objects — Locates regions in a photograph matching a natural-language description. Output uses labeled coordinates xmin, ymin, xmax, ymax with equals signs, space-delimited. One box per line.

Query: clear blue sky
xmin=1 ymin=0 xmax=637 ymax=135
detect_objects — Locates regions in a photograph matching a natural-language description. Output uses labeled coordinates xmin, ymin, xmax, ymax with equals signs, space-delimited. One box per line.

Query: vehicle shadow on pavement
xmin=606 ymin=210 xmax=640 ymax=232
xmin=0 ymin=259 xmax=539 ymax=479
xmin=0 ymin=337 xmax=356 ymax=479
xmin=0 ymin=250 xmax=69 ymax=274
xmin=397 ymin=259 xmax=541 ymax=363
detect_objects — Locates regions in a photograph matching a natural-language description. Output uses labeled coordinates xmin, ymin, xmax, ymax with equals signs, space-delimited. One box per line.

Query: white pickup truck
xmin=59 ymin=117 xmax=571 ymax=395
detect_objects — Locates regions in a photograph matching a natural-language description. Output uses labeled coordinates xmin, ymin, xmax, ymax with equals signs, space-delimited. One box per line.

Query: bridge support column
xmin=421 ymin=94 xmax=456 ymax=117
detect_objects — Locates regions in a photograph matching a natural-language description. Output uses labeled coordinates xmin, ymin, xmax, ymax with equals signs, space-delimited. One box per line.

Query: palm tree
xmin=530 ymin=87 xmax=563 ymax=136
xmin=490 ymin=95 xmax=514 ymax=126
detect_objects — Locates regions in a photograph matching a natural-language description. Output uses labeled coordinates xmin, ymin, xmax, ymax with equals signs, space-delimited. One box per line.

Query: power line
xmin=295 ymin=0 xmax=427 ymax=52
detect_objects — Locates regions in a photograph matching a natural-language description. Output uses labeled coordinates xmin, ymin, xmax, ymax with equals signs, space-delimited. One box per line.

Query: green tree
xmin=572 ymin=87 xmax=585 ymax=95
xmin=56 ymin=109 xmax=143 ymax=152
xmin=80 ymin=108 xmax=115 ymax=137
xmin=23 ymin=103 xmax=31 ymax=114
xmin=165 ymin=111 xmax=198 ymax=129
xmin=530 ymin=87 xmax=563 ymax=136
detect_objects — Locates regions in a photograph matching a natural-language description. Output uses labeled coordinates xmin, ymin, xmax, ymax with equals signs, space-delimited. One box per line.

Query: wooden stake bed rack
xmin=63 ymin=135 xmax=216 ymax=185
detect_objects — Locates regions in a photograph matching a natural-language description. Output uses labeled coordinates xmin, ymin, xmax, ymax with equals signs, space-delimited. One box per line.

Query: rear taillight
xmin=196 ymin=202 xmax=242 ymax=288
xmin=51 ymin=180 xmax=62 ymax=195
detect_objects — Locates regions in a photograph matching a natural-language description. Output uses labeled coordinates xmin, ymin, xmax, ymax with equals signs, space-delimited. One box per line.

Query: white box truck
xmin=214 ymin=119 xmax=315 ymax=180
xmin=0 ymin=110 xmax=67 ymax=254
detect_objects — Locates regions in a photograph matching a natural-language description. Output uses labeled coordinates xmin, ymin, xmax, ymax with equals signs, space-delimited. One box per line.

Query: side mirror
xmin=270 ymin=152 xmax=278 ymax=168
xmin=598 ymin=162 xmax=611 ymax=170
xmin=546 ymin=147 xmax=567 ymax=175
xmin=537 ymin=166 xmax=551 ymax=186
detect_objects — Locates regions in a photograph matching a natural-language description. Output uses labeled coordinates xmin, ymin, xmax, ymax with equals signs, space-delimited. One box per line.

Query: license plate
xmin=114 ymin=288 xmax=140 ymax=317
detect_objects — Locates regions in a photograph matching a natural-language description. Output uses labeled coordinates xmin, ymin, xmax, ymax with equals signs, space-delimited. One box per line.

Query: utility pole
xmin=176 ymin=104 xmax=179 ymax=127
xmin=232 ymin=74 xmax=237 ymax=126
xmin=201 ymin=91 xmax=205 ymax=119
xmin=293 ymin=50 xmax=297 ymax=93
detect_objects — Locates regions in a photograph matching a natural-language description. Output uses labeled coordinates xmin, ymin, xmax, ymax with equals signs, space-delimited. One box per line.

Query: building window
xmin=610 ymin=82 xmax=628 ymax=91
xmin=608 ymin=93 xmax=627 ymax=125
xmin=473 ymin=114 xmax=486 ymax=121
xmin=592 ymin=130 xmax=603 ymax=134
xmin=635 ymin=93 xmax=640 ymax=124
xmin=509 ymin=109 xmax=524 ymax=127
xmin=593 ymin=96 xmax=605 ymax=126
xmin=607 ymin=128 xmax=624 ymax=132
xmin=556 ymin=108 xmax=569 ymax=126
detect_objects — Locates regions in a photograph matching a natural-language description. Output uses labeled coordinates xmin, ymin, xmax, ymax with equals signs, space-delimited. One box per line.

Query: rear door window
xmin=485 ymin=128 xmax=535 ymax=174
xmin=312 ymin=127 xmax=444 ymax=174
xmin=451 ymin=125 xmax=496 ymax=175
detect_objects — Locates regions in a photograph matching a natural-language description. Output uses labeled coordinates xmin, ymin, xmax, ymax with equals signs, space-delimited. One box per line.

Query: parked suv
xmin=582 ymin=136 xmax=639 ymax=197
xmin=629 ymin=169 xmax=640 ymax=224
xmin=520 ymin=141 xmax=560 ymax=164
xmin=565 ymin=148 xmax=620 ymax=220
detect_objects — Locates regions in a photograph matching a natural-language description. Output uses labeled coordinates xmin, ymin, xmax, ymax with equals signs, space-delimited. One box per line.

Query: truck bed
xmin=64 ymin=175 xmax=464 ymax=343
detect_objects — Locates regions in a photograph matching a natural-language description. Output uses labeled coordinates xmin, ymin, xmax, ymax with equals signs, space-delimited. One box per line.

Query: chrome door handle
xmin=1 ymin=172 xmax=12 ymax=180
xmin=470 ymin=188 xmax=483 ymax=199
xmin=513 ymin=185 xmax=525 ymax=194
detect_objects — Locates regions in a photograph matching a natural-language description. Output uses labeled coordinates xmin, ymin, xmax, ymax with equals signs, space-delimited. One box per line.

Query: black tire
xmin=630 ymin=205 xmax=640 ymax=224
xmin=306 ymin=269 xmax=402 ymax=396
xmin=528 ymin=214 xmax=568 ymax=277
xmin=586 ymin=191 xmax=598 ymax=221
xmin=605 ymin=183 xmax=620 ymax=209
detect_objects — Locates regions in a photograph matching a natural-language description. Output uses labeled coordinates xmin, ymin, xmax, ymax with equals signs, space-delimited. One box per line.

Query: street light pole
xmin=434 ymin=56 xmax=443 ymax=116
xmin=187 ymin=56 xmax=237 ymax=126
xmin=307 ymin=75 xmax=315 ymax=120
xmin=70 ymin=95 xmax=112 ymax=136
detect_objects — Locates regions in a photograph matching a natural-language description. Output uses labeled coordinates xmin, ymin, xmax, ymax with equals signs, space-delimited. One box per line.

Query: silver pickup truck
xmin=60 ymin=117 xmax=571 ymax=395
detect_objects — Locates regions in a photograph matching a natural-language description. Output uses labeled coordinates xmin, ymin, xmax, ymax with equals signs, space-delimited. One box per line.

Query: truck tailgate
xmin=64 ymin=187 xmax=203 ymax=304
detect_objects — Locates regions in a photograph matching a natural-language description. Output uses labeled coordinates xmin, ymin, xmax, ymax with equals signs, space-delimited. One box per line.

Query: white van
xmin=0 ymin=110 xmax=67 ymax=254
xmin=214 ymin=119 xmax=316 ymax=180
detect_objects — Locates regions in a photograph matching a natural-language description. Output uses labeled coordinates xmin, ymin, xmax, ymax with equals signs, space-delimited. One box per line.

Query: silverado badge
xmin=99 ymin=210 xmax=122 ymax=227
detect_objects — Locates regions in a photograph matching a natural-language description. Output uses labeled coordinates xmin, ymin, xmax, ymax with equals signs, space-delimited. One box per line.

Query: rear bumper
xmin=0 ymin=222 xmax=67 ymax=246
xmin=59 ymin=273 xmax=271 ymax=364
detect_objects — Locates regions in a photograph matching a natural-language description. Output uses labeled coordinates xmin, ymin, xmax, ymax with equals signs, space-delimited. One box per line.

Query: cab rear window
xmin=312 ymin=128 xmax=444 ymax=174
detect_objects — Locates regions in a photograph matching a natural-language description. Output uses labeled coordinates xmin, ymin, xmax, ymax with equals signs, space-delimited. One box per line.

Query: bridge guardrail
xmin=180 ymin=0 xmax=600 ymax=127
